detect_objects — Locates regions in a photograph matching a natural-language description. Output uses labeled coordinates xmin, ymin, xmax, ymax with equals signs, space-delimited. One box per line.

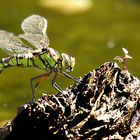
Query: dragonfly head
xmin=61 ymin=53 xmax=75 ymax=72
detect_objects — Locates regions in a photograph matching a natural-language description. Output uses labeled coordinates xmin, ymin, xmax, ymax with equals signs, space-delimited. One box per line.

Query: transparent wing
xmin=19 ymin=15 xmax=50 ymax=49
xmin=0 ymin=30 xmax=33 ymax=55
xmin=21 ymin=15 xmax=47 ymax=34
xmin=19 ymin=33 xmax=49 ymax=49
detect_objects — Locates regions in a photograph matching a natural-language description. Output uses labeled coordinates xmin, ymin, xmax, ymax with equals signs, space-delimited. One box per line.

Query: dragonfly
xmin=0 ymin=15 xmax=78 ymax=100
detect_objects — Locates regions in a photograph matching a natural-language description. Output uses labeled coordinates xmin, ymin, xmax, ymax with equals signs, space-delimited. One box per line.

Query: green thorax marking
xmin=33 ymin=48 xmax=61 ymax=70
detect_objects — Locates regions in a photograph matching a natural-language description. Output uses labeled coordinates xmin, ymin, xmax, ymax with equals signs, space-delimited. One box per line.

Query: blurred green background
xmin=0 ymin=0 xmax=140 ymax=124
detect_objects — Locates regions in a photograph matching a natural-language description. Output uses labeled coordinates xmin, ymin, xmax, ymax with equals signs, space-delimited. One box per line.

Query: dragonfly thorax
xmin=61 ymin=53 xmax=75 ymax=72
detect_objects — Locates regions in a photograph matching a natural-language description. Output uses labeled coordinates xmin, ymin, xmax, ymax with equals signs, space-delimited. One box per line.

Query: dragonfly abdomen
xmin=0 ymin=51 xmax=60 ymax=72
xmin=0 ymin=53 xmax=34 ymax=72
xmin=0 ymin=56 xmax=12 ymax=72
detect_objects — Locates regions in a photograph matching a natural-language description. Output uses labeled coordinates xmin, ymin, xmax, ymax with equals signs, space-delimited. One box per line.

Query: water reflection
xmin=2 ymin=103 xmax=8 ymax=108
xmin=107 ymin=37 xmax=115 ymax=49
xmin=38 ymin=0 xmax=93 ymax=14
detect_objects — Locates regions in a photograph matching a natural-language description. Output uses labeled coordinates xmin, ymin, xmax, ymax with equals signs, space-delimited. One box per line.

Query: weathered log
xmin=0 ymin=62 xmax=140 ymax=140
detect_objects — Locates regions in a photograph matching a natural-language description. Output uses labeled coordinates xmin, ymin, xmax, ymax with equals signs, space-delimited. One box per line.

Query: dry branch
xmin=0 ymin=62 xmax=140 ymax=140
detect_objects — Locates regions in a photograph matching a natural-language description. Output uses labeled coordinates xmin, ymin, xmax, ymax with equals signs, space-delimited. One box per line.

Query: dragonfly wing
xmin=0 ymin=30 xmax=33 ymax=55
xmin=21 ymin=15 xmax=47 ymax=34
xmin=20 ymin=15 xmax=50 ymax=49
xmin=19 ymin=33 xmax=50 ymax=49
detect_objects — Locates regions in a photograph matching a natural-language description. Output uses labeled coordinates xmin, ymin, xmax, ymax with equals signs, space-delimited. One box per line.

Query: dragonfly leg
xmin=52 ymin=69 xmax=63 ymax=94
xmin=61 ymin=71 xmax=79 ymax=83
xmin=31 ymin=70 xmax=52 ymax=101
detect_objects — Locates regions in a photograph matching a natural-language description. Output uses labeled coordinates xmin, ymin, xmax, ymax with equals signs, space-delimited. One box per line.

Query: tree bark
xmin=0 ymin=62 xmax=140 ymax=140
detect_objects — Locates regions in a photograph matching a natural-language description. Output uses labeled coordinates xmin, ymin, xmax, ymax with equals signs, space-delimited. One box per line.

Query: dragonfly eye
xmin=61 ymin=53 xmax=75 ymax=72
xmin=65 ymin=66 xmax=73 ymax=72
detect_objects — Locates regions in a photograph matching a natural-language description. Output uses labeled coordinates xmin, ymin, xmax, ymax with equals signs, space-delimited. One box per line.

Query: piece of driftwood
xmin=0 ymin=62 xmax=140 ymax=140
